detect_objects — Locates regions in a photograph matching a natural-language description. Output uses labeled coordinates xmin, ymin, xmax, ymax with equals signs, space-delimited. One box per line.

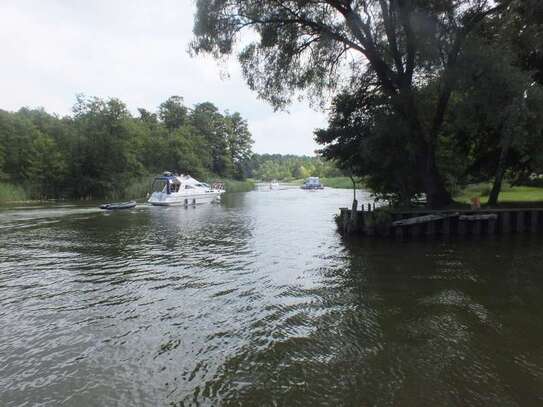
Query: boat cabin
xmin=302 ymin=177 xmax=323 ymax=189
xmin=151 ymin=172 xmax=212 ymax=195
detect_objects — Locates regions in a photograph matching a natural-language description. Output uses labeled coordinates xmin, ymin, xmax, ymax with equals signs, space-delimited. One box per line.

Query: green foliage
xmin=221 ymin=179 xmax=256 ymax=193
xmin=0 ymin=95 xmax=255 ymax=201
xmin=158 ymin=96 xmax=187 ymax=131
xmin=225 ymin=112 xmax=253 ymax=179
xmin=192 ymin=0 xmax=517 ymax=207
xmin=316 ymin=84 xmax=423 ymax=205
xmin=28 ymin=133 xmax=67 ymax=198
xmin=106 ymin=175 xmax=155 ymax=201
xmin=441 ymin=36 xmax=543 ymax=189
xmin=0 ymin=182 xmax=28 ymax=203
xmin=314 ymin=4 xmax=543 ymax=207
xmin=246 ymin=154 xmax=343 ymax=181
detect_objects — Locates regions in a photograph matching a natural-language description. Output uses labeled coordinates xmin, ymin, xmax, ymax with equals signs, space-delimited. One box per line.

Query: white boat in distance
xmin=148 ymin=172 xmax=225 ymax=206
xmin=301 ymin=177 xmax=324 ymax=190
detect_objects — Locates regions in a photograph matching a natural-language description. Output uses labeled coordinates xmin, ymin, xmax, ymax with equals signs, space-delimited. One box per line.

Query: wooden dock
xmin=338 ymin=206 xmax=543 ymax=238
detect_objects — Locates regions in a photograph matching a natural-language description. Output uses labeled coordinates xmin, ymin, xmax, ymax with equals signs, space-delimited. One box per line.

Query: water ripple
xmin=2 ymin=192 xmax=543 ymax=405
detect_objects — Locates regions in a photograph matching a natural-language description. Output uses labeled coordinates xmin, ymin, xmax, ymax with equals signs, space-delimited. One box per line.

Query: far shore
xmin=4 ymin=179 xmax=543 ymax=208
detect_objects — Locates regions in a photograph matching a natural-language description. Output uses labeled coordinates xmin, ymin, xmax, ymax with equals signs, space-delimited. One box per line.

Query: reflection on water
xmin=1 ymin=189 xmax=543 ymax=406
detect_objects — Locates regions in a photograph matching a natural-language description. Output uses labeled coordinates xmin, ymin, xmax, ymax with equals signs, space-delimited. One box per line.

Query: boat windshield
xmin=151 ymin=176 xmax=181 ymax=194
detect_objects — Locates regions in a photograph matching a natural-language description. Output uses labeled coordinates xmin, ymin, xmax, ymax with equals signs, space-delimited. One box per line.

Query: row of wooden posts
xmin=339 ymin=203 xmax=543 ymax=238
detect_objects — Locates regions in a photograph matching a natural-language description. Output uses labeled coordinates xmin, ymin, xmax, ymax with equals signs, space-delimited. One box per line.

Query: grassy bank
xmin=0 ymin=182 xmax=29 ymax=203
xmin=455 ymin=183 xmax=543 ymax=204
xmin=321 ymin=176 xmax=360 ymax=189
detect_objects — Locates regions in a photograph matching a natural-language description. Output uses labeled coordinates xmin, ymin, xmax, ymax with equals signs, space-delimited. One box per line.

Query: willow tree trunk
xmin=488 ymin=133 xmax=514 ymax=206
xmin=422 ymin=141 xmax=452 ymax=208
xmin=399 ymin=88 xmax=452 ymax=209
xmin=406 ymin=117 xmax=452 ymax=209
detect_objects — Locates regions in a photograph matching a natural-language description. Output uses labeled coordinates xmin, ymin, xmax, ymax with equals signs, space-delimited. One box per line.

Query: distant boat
xmin=270 ymin=180 xmax=279 ymax=190
xmin=301 ymin=177 xmax=324 ymax=190
xmin=99 ymin=201 xmax=137 ymax=210
xmin=148 ymin=172 xmax=224 ymax=206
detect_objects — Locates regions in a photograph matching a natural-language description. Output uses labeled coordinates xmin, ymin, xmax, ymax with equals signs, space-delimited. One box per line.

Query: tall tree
xmin=138 ymin=108 xmax=158 ymax=125
xmin=27 ymin=132 xmax=67 ymax=198
xmin=191 ymin=102 xmax=233 ymax=176
xmin=0 ymin=95 xmax=256 ymax=200
xmin=72 ymin=95 xmax=142 ymax=198
xmin=0 ymin=110 xmax=36 ymax=182
xmin=192 ymin=0 xmax=511 ymax=207
xmin=158 ymin=96 xmax=188 ymax=131
xmin=505 ymin=0 xmax=543 ymax=84
xmin=225 ymin=112 xmax=254 ymax=178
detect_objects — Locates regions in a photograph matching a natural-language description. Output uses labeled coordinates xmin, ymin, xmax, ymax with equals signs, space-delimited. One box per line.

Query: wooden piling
xmin=341 ymin=208 xmax=349 ymax=233
xmin=338 ymin=207 xmax=543 ymax=238
xmin=426 ymin=220 xmax=436 ymax=237
xmin=443 ymin=217 xmax=451 ymax=236
xmin=488 ymin=218 xmax=497 ymax=235
xmin=409 ymin=224 xmax=421 ymax=238
xmin=516 ymin=211 xmax=525 ymax=233
xmin=501 ymin=212 xmax=511 ymax=234
xmin=458 ymin=220 xmax=467 ymax=236
xmin=472 ymin=220 xmax=482 ymax=236
xmin=350 ymin=200 xmax=358 ymax=232
xmin=531 ymin=211 xmax=539 ymax=233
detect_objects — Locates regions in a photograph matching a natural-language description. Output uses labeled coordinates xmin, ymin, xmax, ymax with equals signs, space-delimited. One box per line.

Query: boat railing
xmin=211 ymin=181 xmax=225 ymax=191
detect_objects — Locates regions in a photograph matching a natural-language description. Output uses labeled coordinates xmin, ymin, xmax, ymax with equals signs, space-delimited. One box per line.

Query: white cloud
xmin=0 ymin=0 xmax=327 ymax=155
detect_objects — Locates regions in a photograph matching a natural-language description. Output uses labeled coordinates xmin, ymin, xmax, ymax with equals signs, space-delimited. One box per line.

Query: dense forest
xmin=0 ymin=96 xmax=344 ymax=201
xmin=192 ymin=0 xmax=543 ymax=207
xmin=0 ymin=95 xmax=254 ymax=200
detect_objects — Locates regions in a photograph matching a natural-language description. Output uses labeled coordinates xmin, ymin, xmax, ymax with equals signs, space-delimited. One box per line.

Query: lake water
xmin=1 ymin=188 xmax=543 ymax=406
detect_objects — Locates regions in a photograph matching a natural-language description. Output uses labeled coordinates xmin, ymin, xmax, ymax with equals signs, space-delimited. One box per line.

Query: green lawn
xmin=455 ymin=183 xmax=543 ymax=205
xmin=321 ymin=176 xmax=358 ymax=189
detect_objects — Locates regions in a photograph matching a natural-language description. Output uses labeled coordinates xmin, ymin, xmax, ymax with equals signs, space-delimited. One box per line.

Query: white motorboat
xmin=301 ymin=177 xmax=324 ymax=190
xmin=148 ymin=172 xmax=225 ymax=206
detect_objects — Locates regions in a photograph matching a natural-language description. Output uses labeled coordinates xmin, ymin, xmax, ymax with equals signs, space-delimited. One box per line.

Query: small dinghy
xmin=99 ymin=201 xmax=137 ymax=210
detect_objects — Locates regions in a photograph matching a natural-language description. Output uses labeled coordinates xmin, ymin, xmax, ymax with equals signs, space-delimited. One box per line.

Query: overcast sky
xmin=0 ymin=0 xmax=327 ymax=155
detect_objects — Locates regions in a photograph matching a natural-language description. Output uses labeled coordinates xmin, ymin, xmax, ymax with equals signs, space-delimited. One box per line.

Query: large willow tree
xmin=192 ymin=0 xmax=511 ymax=207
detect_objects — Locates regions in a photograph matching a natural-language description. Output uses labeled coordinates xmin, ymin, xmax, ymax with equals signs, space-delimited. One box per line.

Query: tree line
xmin=245 ymin=154 xmax=343 ymax=181
xmin=192 ymin=0 xmax=543 ymax=207
xmin=0 ymin=95 xmax=254 ymax=199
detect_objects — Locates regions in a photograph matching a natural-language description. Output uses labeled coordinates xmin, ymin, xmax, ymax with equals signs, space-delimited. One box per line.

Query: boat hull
xmin=100 ymin=201 xmax=137 ymax=210
xmin=148 ymin=191 xmax=223 ymax=206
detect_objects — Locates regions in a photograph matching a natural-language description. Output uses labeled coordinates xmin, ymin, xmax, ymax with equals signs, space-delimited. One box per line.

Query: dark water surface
xmin=1 ymin=189 xmax=543 ymax=406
